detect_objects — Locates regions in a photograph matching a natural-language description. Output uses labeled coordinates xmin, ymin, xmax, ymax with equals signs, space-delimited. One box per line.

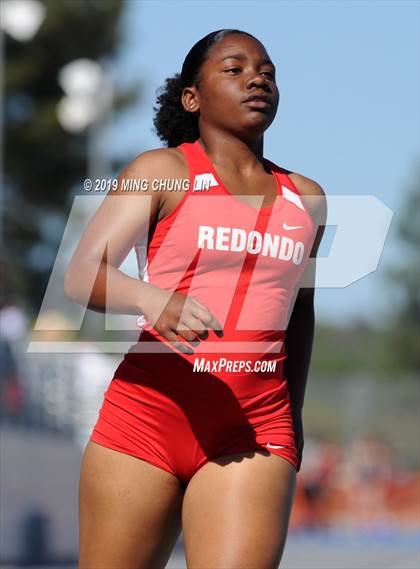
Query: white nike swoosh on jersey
xmin=283 ymin=222 xmax=303 ymax=230
xmin=266 ymin=442 xmax=287 ymax=449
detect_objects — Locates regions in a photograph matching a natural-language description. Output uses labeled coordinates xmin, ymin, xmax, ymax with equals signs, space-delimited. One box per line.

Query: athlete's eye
xmin=261 ymin=71 xmax=275 ymax=79
xmin=224 ymin=67 xmax=241 ymax=74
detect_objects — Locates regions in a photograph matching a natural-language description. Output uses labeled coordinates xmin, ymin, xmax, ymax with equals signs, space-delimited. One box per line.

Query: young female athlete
xmin=66 ymin=29 xmax=326 ymax=569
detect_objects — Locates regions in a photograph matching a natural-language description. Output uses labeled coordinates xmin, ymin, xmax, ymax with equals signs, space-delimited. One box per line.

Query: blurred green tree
xmin=2 ymin=0 xmax=139 ymax=311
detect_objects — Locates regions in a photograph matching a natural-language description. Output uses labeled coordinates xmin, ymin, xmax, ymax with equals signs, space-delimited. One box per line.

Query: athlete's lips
xmin=242 ymin=92 xmax=272 ymax=109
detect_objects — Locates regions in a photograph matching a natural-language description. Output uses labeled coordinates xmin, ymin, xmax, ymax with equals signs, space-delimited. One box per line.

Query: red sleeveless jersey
xmin=122 ymin=139 xmax=317 ymax=398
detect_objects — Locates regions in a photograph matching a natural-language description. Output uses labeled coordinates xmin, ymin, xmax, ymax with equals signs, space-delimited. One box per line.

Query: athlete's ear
xmin=182 ymin=85 xmax=200 ymax=114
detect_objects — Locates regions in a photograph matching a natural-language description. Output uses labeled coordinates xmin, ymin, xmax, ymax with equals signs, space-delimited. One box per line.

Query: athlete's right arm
xmin=64 ymin=149 xmax=222 ymax=354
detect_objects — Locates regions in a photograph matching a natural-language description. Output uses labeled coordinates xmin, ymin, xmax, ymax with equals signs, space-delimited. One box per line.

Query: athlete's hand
xmin=140 ymin=285 xmax=223 ymax=354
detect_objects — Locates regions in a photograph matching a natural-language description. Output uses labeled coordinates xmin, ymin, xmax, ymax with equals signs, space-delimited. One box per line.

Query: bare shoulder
xmin=288 ymin=171 xmax=327 ymax=228
xmin=288 ymin=171 xmax=325 ymax=197
xmin=110 ymin=147 xmax=189 ymax=222
xmin=120 ymin=147 xmax=187 ymax=181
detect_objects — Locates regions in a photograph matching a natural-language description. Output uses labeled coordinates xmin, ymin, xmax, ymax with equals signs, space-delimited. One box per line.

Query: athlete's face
xmin=184 ymin=34 xmax=279 ymax=140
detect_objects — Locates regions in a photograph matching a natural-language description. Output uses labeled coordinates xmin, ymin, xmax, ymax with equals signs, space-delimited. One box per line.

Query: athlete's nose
xmin=246 ymin=73 xmax=270 ymax=90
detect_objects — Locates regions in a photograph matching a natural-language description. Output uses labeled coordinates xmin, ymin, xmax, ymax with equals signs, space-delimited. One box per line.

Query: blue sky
xmin=106 ymin=0 xmax=419 ymax=326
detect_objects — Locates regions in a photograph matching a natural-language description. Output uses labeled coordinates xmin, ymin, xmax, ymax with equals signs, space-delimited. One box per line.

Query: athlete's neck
xmin=197 ymin=132 xmax=265 ymax=175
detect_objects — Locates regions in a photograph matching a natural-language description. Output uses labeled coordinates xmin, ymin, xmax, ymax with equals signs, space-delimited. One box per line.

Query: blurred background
xmin=0 ymin=0 xmax=418 ymax=567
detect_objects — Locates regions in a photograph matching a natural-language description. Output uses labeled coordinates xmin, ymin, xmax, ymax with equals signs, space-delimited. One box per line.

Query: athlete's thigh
xmin=182 ymin=450 xmax=296 ymax=569
xmin=79 ymin=440 xmax=184 ymax=569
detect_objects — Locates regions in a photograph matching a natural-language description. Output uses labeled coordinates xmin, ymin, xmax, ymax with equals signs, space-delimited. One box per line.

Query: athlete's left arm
xmin=283 ymin=175 xmax=327 ymax=467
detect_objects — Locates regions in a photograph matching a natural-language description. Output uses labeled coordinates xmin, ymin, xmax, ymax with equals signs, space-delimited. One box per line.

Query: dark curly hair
xmin=153 ymin=29 xmax=257 ymax=147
